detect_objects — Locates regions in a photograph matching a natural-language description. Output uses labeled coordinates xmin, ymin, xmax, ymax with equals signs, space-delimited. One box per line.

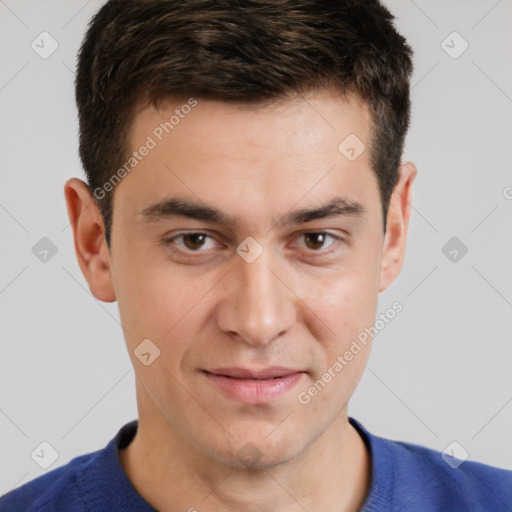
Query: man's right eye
xmin=162 ymin=232 xmax=219 ymax=252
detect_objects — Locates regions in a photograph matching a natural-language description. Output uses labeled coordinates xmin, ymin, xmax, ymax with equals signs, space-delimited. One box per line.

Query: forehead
xmin=113 ymin=88 xmax=378 ymax=227
xmin=130 ymin=88 xmax=371 ymax=157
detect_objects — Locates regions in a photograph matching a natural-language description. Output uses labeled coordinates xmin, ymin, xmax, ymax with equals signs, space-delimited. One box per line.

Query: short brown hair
xmin=75 ymin=0 xmax=413 ymax=247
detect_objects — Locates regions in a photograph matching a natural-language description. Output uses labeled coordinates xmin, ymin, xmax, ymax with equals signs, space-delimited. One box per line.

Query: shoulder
xmin=350 ymin=418 xmax=512 ymax=511
xmin=0 ymin=450 xmax=101 ymax=512
xmin=384 ymin=436 xmax=512 ymax=508
xmin=0 ymin=420 xmax=142 ymax=512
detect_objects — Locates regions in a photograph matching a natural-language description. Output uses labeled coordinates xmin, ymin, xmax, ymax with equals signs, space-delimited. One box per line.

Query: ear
xmin=379 ymin=161 xmax=417 ymax=292
xmin=64 ymin=178 xmax=116 ymax=302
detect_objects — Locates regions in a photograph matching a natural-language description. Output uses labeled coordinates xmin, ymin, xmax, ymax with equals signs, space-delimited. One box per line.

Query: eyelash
xmin=161 ymin=231 xmax=345 ymax=256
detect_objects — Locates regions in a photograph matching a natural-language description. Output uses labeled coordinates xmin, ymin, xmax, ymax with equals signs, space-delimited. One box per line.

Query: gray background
xmin=1 ymin=0 xmax=511 ymax=495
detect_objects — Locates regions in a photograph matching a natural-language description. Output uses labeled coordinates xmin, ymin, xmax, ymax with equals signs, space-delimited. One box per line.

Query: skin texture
xmin=64 ymin=88 xmax=416 ymax=512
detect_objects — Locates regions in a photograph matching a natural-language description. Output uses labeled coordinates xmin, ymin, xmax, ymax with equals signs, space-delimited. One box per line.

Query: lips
xmin=204 ymin=366 xmax=301 ymax=380
xmin=202 ymin=366 xmax=305 ymax=404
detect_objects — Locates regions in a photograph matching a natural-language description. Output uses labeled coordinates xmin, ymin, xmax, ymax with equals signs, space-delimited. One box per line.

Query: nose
xmin=216 ymin=249 xmax=296 ymax=347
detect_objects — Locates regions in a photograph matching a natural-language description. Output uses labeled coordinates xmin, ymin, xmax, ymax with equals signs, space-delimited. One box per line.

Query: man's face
xmin=105 ymin=89 xmax=389 ymax=467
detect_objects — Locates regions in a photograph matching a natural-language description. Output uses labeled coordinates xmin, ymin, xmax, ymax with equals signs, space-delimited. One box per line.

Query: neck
xmin=119 ymin=394 xmax=371 ymax=512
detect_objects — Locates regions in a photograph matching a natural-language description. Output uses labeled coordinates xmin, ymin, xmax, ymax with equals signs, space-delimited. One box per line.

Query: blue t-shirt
xmin=1 ymin=418 xmax=511 ymax=511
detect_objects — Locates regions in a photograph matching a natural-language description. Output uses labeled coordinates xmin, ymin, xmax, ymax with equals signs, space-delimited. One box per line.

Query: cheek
xmin=294 ymin=268 xmax=379 ymax=415
xmin=305 ymin=278 xmax=378 ymax=379
xmin=132 ymin=273 xmax=243 ymax=385
xmin=306 ymin=250 xmax=381 ymax=337
xmin=112 ymin=248 xmax=210 ymax=352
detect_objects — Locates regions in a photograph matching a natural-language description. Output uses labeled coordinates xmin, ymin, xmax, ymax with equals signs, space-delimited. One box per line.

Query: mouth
xmin=201 ymin=367 xmax=305 ymax=404
xmin=204 ymin=366 xmax=302 ymax=380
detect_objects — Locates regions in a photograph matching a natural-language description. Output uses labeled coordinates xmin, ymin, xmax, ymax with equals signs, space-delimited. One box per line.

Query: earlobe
xmin=379 ymin=161 xmax=417 ymax=292
xmin=64 ymin=178 xmax=116 ymax=302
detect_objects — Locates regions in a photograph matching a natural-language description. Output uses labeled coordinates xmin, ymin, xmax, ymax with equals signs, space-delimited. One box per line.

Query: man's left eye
xmin=296 ymin=231 xmax=339 ymax=251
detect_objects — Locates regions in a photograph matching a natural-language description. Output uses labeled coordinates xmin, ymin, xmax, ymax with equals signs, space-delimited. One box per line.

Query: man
xmin=1 ymin=0 xmax=511 ymax=511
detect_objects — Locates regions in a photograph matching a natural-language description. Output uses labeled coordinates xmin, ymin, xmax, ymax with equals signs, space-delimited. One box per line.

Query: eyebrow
xmin=137 ymin=195 xmax=365 ymax=228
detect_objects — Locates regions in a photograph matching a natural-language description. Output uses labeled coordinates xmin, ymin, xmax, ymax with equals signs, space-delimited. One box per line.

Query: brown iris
xmin=304 ymin=232 xmax=328 ymax=250
xmin=182 ymin=233 xmax=207 ymax=250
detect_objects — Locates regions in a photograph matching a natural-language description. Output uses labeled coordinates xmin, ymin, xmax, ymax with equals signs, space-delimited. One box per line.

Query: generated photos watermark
xmin=297 ymin=301 xmax=403 ymax=405
xmin=93 ymin=97 xmax=198 ymax=201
